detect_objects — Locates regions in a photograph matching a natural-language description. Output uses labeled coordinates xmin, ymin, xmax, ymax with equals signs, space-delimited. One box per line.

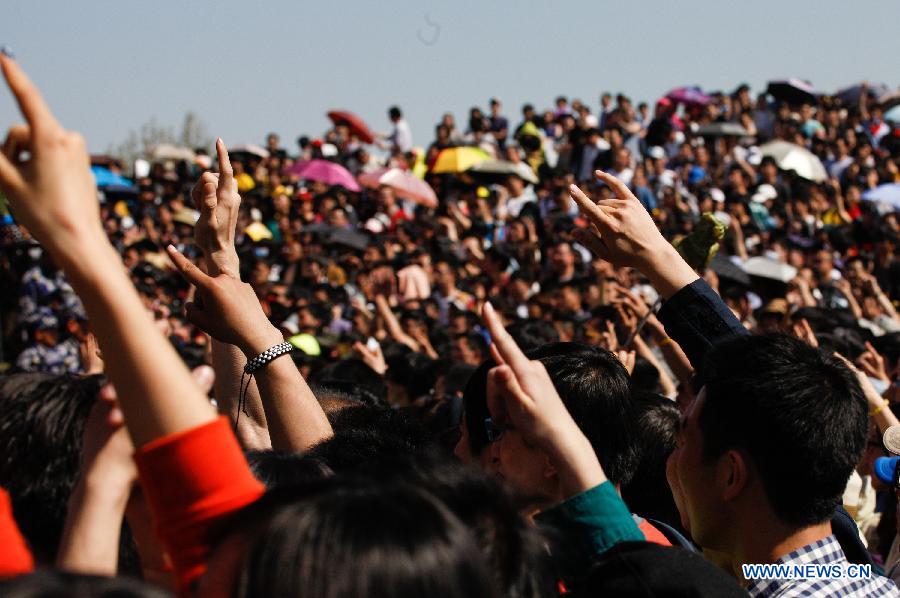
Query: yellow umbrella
xmin=431 ymin=147 xmax=491 ymax=174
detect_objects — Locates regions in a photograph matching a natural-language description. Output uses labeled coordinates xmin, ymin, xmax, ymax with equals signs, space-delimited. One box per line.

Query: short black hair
xmin=463 ymin=342 xmax=637 ymax=486
xmin=621 ymin=393 xmax=682 ymax=531
xmin=231 ymin=479 xmax=500 ymax=597
xmin=389 ymin=105 xmax=402 ymax=120
xmin=699 ymin=334 xmax=867 ymax=526
xmin=0 ymin=373 xmax=101 ymax=563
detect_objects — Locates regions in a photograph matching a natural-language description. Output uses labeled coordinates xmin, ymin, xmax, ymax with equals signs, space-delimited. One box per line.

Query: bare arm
xmin=0 ymin=55 xmax=215 ymax=447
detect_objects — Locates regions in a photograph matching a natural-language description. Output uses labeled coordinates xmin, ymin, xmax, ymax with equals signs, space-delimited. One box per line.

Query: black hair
xmin=388 ymin=106 xmax=402 ymax=120
xmin=507 ymin=319 xmax=560 ymax=353
xmin=699 ymin=334 xmax=867 ymax=525
xmin=0 ymin=570 xmax=171 ymax=597
xmin=309 ymin=359 xmax=388 ymax=407
xmin=230 ymin=479 xmax=501 ymax=598
xmin=245 ymin=450 xmax=334 ymax=489
xmin=0 ymin=374 xmax=101 ymax=563
xmin=366 ymin=453 xmax=555 ymax=598
xmin=463 ymin=342 xmax=637 ymax=486
xmin=621 ymin=393 xmax=683 ymax=531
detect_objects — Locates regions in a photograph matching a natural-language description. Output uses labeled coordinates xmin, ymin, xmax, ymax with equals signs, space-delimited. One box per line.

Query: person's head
xmin=460 ymin=343 xmax=636 ymax=504
xmin=201 ymin=479 xmax=501 ymax=598
xmin=266 ymin=132 xmax=280 ymax=150
xmin=621 ymin=393 xmax=682 ymax=530
xmin=667 ymin=335 xmax=867 ymax=557
xmin=0 ymin=373 xmax=104 ymax=564
xmin=489 ymin=98 xmax=502 ymax=116
xmin=0 ymin=571 xmax=171 ymax=598
xmin=388 ymin=106 xmax=402 ymax=122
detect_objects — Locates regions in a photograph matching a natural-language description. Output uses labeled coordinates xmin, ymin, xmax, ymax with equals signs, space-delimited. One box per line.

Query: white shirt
xmin=390 ymin=119 xmax=413 ymax=153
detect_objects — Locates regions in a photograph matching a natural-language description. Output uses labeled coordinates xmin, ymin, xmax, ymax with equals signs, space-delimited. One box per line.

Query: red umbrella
xmin=358 ymin=168 xmax=438 ymax=208
xmin=284 ymin=159 xmax=361 ymax=192
xmin=327 ymin=110 xmax=375 ymax=144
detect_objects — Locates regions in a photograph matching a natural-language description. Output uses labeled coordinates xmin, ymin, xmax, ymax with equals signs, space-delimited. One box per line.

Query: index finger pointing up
xmin=481 ymin=302 xmax=530 ymax=373
xmin=216 ymin=138 xmax=233 ymax=183
xmin=0 ymin=55 xmax=60 ymax=135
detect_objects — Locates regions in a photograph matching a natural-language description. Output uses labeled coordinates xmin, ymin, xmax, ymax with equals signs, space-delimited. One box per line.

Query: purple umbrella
xmin=284 ymin=159 xmax=361 ymax=192
xmin=666 ymin=87 xmax=712 ymax=107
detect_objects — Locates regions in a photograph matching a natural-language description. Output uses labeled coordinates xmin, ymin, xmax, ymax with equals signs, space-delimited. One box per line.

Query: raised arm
xmin=0 ymin=54 xmax=215 ymax=447
xmin=192 ymin=142 xmax=271 ymax=449
xmin=569 ymin=171 xmax=745 ymax=369
xmin=167 ymin=246 xmax=332 ymax=451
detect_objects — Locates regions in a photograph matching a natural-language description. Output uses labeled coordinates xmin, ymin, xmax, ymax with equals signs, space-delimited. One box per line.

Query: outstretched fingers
xmin=568 ymin=183 xmax=617 ymax=232
xmin=166 ymin=244 xmax=212 ymax=288
xmin=481 ymin=302 xmax=529 ymax=374
xmin=594 ymin=169 xmax=636 ymax=202
xmin=216 ymin=138 xmax=234 ymax=189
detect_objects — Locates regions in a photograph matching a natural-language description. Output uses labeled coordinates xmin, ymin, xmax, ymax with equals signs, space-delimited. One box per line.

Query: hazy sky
xmin=2 ymin=0 xmax=898 ymax=153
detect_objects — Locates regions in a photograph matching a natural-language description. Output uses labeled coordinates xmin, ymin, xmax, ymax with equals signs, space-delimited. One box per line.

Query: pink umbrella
xmin=358 ymin=168 xmax=438 ymax=208
xmin=284 ymin=159 xmax=361 ymax=192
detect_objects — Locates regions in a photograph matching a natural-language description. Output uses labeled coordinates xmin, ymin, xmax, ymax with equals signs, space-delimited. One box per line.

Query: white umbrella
xmin=151 ymin=144 xmax=196 ymax=162
xmin=743 ymin=256 xmax=797 ymax=283
xmin=229 ymin=144 xmax=270 ymax=159
xmin=759 ymin=140 xmax=827 ymax=182
xmin=467 ymin=159 xmax=539 ymax=184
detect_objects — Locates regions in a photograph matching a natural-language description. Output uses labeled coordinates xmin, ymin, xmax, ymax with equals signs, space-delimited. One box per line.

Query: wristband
xmin=870 ymin=399 xmax=890 ymax=417
xmin=657 ymin=337 xmax=674 ymax=347
xmin=244 ymin=341 xmax=293 ymax=374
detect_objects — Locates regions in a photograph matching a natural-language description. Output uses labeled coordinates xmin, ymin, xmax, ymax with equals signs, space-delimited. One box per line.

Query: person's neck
xmin=730 ymin=519 xmax=833 ymax=578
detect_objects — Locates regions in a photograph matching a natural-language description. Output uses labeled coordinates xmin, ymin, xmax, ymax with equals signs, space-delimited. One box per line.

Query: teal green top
xmin=536 ymin=481 xmax=644 ymax=582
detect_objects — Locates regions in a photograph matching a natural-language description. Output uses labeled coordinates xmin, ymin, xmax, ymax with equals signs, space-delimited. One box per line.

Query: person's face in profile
xmin=666 ymin=389 xmax=727 ymax=549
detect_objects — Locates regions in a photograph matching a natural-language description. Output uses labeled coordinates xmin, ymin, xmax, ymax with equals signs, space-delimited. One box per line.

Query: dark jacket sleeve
xmin=656 ymin=279 xmax=748 ymax=372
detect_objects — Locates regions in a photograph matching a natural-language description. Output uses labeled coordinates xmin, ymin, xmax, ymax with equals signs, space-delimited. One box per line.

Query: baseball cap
xmin=709 ymin=188 xmax=726 ymax=203
xmin=647 ymin=146 xmax=666 ymax=160
xmin=751 ymin=184 xmax=777 ymax=204
xmin=874 ymin=456 xmax=900 ymax=485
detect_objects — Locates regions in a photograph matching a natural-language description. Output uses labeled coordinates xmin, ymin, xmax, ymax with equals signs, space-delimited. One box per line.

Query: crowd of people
xmin=1 ymin=46 xmax=900 ymax=596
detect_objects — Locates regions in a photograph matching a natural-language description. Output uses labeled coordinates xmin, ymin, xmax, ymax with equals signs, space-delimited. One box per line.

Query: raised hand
xmin=858 ymin=342 xmax=890 ymax=383
xmin=0 ymin=55 xmax=103 ymax=262
xmin=569 ymin=170 xmax=698 ymax=298
xmin=193 ymin=139 xmax=241 ymax=275
xmin=167 ymin=245 xmax=282 ymax=356
xmin=481 ymin=302 xmax=606 ymax=496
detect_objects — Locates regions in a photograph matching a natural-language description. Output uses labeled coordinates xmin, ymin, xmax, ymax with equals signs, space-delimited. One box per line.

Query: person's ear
xmin=719 ymin=449 xmax=749 ymax=502
xmin=542 ymin=452 xmax=558 ymax=480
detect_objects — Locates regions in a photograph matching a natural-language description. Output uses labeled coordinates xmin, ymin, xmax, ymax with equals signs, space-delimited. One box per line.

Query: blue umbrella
xmin=861 ymin=184 xmax=900 ymax=210
xmin=91 ymin=165 xmax=134 ymax=188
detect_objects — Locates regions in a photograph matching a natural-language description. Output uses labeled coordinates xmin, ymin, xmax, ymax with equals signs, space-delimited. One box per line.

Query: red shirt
xmin=134 ymin=417 xmax=265 ymax=596
xmin=0 ymin=487 xmax=34 ymax=578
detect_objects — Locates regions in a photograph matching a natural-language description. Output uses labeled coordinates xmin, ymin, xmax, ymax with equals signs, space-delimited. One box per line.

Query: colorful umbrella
xmin=358 ymin=168 xmax=438 ymax=208
xmin=666 ymin=87 xmax=712 ymax=106
xmin=91 ymin=166 xmax=134 ymax=189
xmin=834 ymin=82 xmax=890 ymax=105
xmin=327 ymin=110 xmax=375 ymax=144
xmin=284 ymin=159 xmax=361 ymax=192
xmin=766 ymin=79 xmax=818 ymax=105
xmin=759 ymin=140 xmax=827 ymax=182
xmin=431 ymin=147 xmax=491 ymax=174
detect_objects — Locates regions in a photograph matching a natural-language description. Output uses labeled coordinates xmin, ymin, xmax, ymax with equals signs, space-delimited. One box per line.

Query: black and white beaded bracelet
xmin=244 ymin=341 xmax=294 ymax=374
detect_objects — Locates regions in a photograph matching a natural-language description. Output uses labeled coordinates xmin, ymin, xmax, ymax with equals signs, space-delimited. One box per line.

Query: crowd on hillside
xmin=1 ymin=46 xmax=900 ymax=595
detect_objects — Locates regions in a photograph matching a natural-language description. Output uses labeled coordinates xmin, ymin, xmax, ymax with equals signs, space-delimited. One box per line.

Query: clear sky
xmin=2 ymin=0 xmax=898 ymax=153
